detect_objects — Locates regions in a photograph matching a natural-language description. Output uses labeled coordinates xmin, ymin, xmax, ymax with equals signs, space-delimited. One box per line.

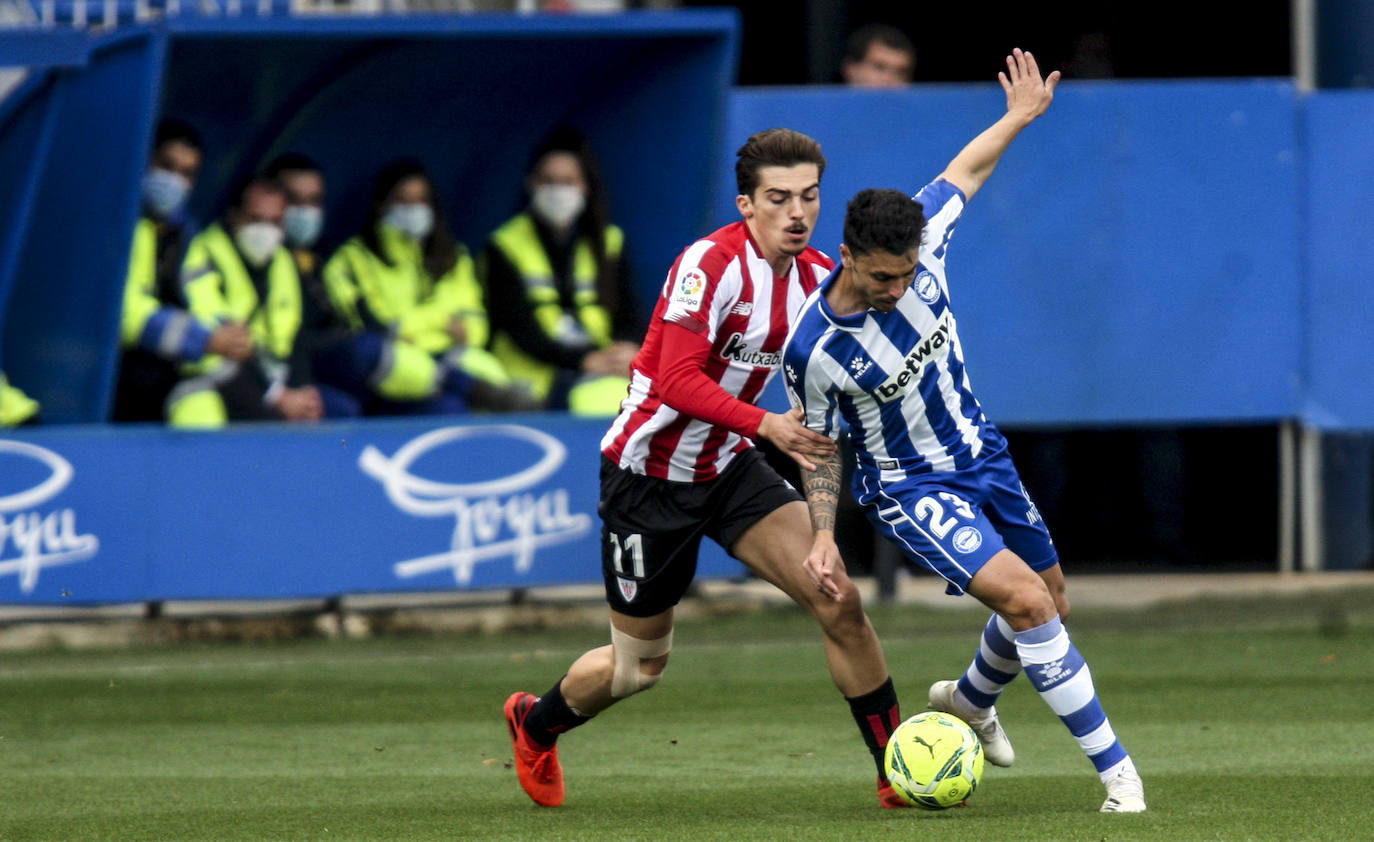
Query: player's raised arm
xmin=938 ymin=48 xmax=1060 ymax=200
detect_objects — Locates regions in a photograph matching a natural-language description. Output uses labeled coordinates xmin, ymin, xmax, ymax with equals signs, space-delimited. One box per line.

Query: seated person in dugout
xmin=319 ymin=158 xmax=535 ymax=416
xmin=169 ymin=175 xmax=358 ymax=426
xmin=114 ymin=118 xmax=254 ymax=422
xmin=479 ymin=127 xmax=641 ymax=416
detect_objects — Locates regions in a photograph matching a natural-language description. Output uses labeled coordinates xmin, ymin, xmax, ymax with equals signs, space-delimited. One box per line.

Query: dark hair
xmin=361 ymin=157 xmax=458 ymax=279
xmin=262 ymin=153 xmax=322 ymax=179
xmin=734 ymin=128 xmax=826 ymax=198
xmin=526 ymin=125 xmax=620 ymax=309
xmin=843 ymin=22 xmax=916 ymax=65
xmin=154 ymin=118 xmax=202 ymax=153
xmin=230 ymin=175 xmax=286 ymax=211
xmin=843 ymin=189 xmax=926 ymax=257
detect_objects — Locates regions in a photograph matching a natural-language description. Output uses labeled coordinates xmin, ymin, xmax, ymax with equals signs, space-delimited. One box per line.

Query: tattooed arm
xmin=800 ymin=445 xmax=848 ymax=602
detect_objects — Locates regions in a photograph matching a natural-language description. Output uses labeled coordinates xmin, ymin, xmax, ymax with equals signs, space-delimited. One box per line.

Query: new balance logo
xmin=730 ymin=300 xmax=754 ymax=316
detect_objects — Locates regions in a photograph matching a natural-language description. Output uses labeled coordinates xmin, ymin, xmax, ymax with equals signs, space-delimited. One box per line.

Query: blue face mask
xmin=283 ymin=204 xmax=324 ymax=248
xmin=382 ymin=203 xmax=435 ymax=241
xmin=142 ymin=167 xmax=191 ymax=220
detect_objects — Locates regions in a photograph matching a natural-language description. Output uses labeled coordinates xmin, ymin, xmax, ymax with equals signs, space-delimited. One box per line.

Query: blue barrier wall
xmin=725 ymin=81 xmax=1306 ymax=427
xmin=1303 ymin=90 xmax=1374 ymax=430
xmin=0 ymin=417 xmax=744 ymax=605
xmin=0 ymin=12 xmax=740 ymax=423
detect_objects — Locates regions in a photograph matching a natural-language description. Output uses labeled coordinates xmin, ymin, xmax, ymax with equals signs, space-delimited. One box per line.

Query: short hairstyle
xmin=843 ymin=189 xmax=926 ymax=257
xmin=843 ymin=22 xmax=916 ymax=65
xmin=230 ymin=175 xmax=287 ymax=211
xmin=153 ymin=118 xmax=201 ymax=153
xmin=262 ymin=153 xmax=322 ymax=179
xmin=734 ymin=128 xmax=826 ymax=198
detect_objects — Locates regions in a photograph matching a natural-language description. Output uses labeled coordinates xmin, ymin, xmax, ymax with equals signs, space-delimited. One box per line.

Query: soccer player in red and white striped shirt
xmin=506 ymin=129 xmax=908 ymax=809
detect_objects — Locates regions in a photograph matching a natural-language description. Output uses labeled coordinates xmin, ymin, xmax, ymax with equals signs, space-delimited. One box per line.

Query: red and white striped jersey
xmin=601 ymin=220 xmax=833 ymax=481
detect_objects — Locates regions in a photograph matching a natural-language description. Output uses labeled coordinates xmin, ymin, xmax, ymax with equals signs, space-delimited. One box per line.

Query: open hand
xmin=756 ymin=407 xmax=836 ymax=472
xmin=1000 ymin=47 xmax=1060 ymax=125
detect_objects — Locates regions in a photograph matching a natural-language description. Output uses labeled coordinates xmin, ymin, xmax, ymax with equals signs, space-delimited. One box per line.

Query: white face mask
xmin=235 ymin=221 xmax=285 ymax=268
xmin=383 ymin=202 xmax=435 ymax=240
xmin=530 ymin=184 xmax=586 ymax=230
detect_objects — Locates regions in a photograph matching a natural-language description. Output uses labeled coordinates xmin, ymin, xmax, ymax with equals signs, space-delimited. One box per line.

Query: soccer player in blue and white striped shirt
xmin=782 ymin=49 xmax=1146 ymax=813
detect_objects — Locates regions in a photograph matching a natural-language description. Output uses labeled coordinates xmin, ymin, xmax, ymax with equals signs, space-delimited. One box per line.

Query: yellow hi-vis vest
xmin=120 ymin=218 xmax=161 ymax=348
xmin=322 ymin=224 xmax=488 ymax=355
xmin=0 ymin=372 xmax=40 ymax=426
xmin=486 ymin=214 xmax=624 ymax=408
xmin=167 ymin=224 xmax=304 ymax=428
xmin=181 ymin=223 xmax=303 ymax=364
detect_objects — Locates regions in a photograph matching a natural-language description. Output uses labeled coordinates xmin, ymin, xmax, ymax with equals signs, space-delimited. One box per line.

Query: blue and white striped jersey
xmin=781 ymin=178 xmax=1007 ymax=491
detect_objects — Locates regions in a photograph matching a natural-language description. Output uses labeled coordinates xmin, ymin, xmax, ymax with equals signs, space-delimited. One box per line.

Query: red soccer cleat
xmin=877 ymin=777 xmax=912 ymax=808
xmin=504 ymin=691 xmax=565 ymax=807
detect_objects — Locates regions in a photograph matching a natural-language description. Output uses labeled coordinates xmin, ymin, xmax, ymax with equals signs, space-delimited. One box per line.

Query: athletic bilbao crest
xmin=358 ymin=425 xmax=593 ymax=586
xmin=617 ymin=577 xmax=637 ymax=602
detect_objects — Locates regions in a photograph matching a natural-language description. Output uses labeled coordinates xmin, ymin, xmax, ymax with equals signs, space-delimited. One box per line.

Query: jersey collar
xmin=817 ymin=263 xmax=871 ymax=331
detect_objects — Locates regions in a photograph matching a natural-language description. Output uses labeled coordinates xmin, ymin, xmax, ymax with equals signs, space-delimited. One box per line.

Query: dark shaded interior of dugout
xmin=0 ymin=12 xmax=740 ymax=424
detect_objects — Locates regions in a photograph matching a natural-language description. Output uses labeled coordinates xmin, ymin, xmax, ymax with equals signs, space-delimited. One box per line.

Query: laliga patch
xmin=915 ymin=270 xmax=941 ymax=304
xmin=952 ymin=526 xmax=983 ymax=554
xmin=673 ymin=268 xmax=707 ymax=311
xmin=617 ymin=577 xmax=638 ymax=602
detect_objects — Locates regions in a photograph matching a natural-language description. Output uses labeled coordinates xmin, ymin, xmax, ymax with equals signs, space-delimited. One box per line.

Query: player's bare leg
xmin=964 ymin=550 xmax=1145 ymax=812
xmin=730 ymin=500 xmax=906 ymax=806
xmin=732 ymin=500 xmax=887 ymax=693
xmin=561 ymin=608 xmax=674 ymax=715
xmin=505 ymin=607 xmax=673 ymax=807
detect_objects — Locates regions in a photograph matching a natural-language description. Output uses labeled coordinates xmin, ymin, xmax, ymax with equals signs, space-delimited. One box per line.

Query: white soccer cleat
xmin=1100 ymin=763 xmax=1147 ymax=813
xmin=927 ymin=679 xmax=1015 ymax=767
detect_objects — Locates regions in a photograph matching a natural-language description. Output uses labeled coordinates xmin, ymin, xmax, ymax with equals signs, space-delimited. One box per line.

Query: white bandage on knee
xmin=609 ymin=625 xmax=673 ymax=699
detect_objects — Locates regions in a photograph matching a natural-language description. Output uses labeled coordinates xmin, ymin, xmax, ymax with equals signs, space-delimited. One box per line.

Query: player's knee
xmin=997 ymin=581 xmax=1056 ymax=630
xmin=1053 ymin=591 xmax=1071 ymax=621
xmin=609 ymin=625 xmax=673 ymax=699
xmin=812 ymin=590 xmax=869 ymax=639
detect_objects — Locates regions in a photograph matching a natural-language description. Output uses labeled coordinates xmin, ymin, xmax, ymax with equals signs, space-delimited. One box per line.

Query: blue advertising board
xmin=723 ymin=80 xmax=1305 ymax=426
xmin=0 ymin=417 xmax=745 ymax=605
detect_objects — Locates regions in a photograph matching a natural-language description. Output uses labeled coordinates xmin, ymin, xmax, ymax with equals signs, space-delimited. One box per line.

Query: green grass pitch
xmin=1 ymin=585 xmax=1371 ymax=841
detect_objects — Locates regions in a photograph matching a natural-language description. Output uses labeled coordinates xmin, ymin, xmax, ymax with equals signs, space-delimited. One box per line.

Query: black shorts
xmin=598 ymin=448 xmax=803 ymax=617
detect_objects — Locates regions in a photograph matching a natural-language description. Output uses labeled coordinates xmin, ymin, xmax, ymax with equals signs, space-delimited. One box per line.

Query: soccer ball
xmin=883 ymin=710 xmax=984 ymax=809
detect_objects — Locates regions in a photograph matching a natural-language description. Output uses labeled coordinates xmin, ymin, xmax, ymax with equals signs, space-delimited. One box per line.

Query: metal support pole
xmin=1299 ymin=424 xmax=1324 ymax=571
xmin=1278 ymin=419 xmax=1297 ymax=573
xmin=1293 ymin=0 xmax=1317 ymax=92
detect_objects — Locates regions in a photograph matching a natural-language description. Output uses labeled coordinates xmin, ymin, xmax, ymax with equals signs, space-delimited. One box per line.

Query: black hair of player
xmin=735 ymin=128 xmax=826 ymax=198
xmin=843 ymin=189 xmax=926 ymax=257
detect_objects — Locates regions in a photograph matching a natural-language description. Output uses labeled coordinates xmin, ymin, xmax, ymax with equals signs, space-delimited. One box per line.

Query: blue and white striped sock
xmin=954 ymin=613 xmax=1022 ymax=714
xmin=1014 ymin=615 xmax=1130 ymax=776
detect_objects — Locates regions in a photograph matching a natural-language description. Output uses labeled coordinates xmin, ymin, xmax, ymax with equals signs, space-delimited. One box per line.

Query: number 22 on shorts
xmin=913 ymin=492 xmax=973 ymax=539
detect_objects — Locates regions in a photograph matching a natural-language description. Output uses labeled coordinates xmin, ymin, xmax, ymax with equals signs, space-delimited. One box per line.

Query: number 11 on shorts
xmin=608 ymin=532 xmax=645 ymax=578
